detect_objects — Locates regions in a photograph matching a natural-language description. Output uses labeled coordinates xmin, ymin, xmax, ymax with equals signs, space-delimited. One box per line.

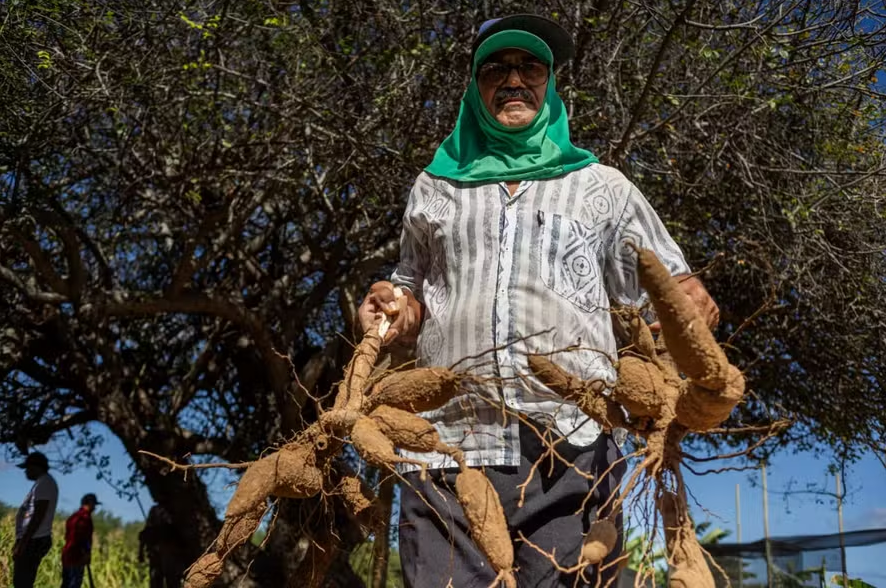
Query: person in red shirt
xmin=61 ymin=493 xmax=100 ymax=588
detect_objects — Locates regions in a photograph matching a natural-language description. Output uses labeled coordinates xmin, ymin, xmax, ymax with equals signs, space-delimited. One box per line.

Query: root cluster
xmin=183 ymin=328 xmax=516 ymax=587
xmin=180 ymin=248 xmax=744 ymax=588
xmin=528 ymin=248 xmax=745 ymax=586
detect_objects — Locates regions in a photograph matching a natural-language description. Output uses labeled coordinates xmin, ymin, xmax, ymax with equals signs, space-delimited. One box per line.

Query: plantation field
xmin=0 ymin=507 xmax=405 ymax=587
xmin=0 ymin=512 xmax=148 ymax=588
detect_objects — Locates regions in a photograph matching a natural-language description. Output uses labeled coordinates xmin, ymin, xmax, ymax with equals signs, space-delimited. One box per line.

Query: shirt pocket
xmin=537 ymin=211 xmax=605 ymax=313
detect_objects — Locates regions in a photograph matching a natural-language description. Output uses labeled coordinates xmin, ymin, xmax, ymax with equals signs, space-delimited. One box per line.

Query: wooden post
xmin=736 ymin=483 xmax=743 ymax=588
xmin=837 ymin=473 xmax=848 ymax=588
xmin=762 ymin=463 xmax=774 ymax=588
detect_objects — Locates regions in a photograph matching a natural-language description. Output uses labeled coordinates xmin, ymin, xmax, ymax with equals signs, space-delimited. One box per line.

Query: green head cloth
xmin=425 ymin=29 xmax=598 ymax=182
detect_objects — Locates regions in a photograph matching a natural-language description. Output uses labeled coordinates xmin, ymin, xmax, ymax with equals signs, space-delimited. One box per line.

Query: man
xmin=61 ymin=493 xmax=100 ymax=588
xmin=358 ymin=14 xmax=719 ymax=588
xmin=138 ymin=503 xmax=186 ymax=588
xmin=13 ymin=451 xmax=59 ymax=588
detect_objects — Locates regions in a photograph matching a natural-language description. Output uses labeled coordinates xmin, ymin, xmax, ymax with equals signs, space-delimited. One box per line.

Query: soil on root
xmin=454 ymin=468 xmax=516 ymax=588
xmin=226 ymin=445 xmax=322 ymax=518
xmin=217 ymin=506 xmax=265 ymax=553
xmin=183 ymin=553 xmax=223 ymax=588
xmin=366 ymin=367 xmax=461 ymax=413
xmin=334 ymin=331 xmax=383 ymax=412
xmin=659 ymin=491 xmax=715 ymax=588
xmin=349 ymin=416 xmax=425 ymax=469
xmin=527 ymin=355 xmax=625 ymax=429
xmin=613 ymin=356 xmax=667 ymax=419
xmin=676 ymin=365 xmax=746 ymax=432
xmin=368 ymin=405 xmax=448 ymax=454
xmin=580 ymin=519 xmax=618 ymax=565
xmin=636 ymin=248 xmax=729 ymax=390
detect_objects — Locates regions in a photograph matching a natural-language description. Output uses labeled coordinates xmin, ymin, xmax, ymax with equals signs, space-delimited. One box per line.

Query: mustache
xmin=494 ymin=87 xmax=534 ymax=104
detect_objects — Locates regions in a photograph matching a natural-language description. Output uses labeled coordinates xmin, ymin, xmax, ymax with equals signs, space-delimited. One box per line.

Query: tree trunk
xmin=370 ymin=477 xmax=395 ymax=588
xmin=323 ymin=549 xmax=367 ymax=588
xmin=106 ymin=409 xmax=261 ymax=587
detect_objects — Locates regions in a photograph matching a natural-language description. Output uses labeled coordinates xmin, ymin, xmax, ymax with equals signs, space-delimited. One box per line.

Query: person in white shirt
xmin=358 ymin=14 xmax=719 ymax=587
xmin=13 ymin=451 xmax=59 ymax=588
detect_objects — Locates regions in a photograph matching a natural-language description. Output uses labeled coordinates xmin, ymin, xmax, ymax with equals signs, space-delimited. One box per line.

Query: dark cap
xmin=472 ymin=14 xmax=575 ymax=65
xmin=81 ymin=493 xmax=101 ymax=505
xmin=16 ymin=452 xmax=49 ymax=471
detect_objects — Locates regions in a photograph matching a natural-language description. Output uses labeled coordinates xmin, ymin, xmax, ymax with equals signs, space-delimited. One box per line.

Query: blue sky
xmin=1 ymin=425 xmax=883 ymax=584
xmin=684 ymin=450 xmax=886 ymax=585
xmin=0 ymin=424 xmax=239 ymax=523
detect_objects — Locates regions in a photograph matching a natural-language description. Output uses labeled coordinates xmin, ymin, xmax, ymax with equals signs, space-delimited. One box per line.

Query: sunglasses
xmin=477 ymin=61 xmax=549 ymax=87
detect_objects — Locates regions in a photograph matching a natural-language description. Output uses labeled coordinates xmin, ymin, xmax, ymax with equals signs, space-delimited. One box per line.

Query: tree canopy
xmin=1 ymin=0 xmax=884 ymax=585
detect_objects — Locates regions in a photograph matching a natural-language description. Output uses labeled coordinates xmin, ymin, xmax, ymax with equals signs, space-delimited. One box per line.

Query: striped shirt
xmin=391 ymin=164 xmax=690 ymax=470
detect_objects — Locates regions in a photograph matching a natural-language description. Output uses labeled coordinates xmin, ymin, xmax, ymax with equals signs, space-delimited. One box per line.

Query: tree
xmin=2 ymin=0 xmax=884 ymax=585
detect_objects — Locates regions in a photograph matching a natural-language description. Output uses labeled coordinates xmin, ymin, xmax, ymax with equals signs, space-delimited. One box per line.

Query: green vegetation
xmin=830 ymin=576 xmax=877 ymax=588
xmin=350 ymin=539 xmax=405 ymax=588
xmin=0 ymin=503 xmax=147 ymax=588
xmin=624 ymin=521 xmax=732 ymax=584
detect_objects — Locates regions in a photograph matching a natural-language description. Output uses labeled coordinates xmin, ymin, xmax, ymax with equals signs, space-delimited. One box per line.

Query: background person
xmin=13 ymin=451 xmax=59 ymax=588
xmin=61 ymin=493 xmax=100 ymax=588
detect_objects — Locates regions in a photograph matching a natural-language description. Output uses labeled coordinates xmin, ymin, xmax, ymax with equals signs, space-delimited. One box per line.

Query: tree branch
xmin=0 ymin=266 xmax=68 ymax=304
xmin=9 ymin=226 xmax=71 ymax=296
xmin=15 ymin=410 xmax=95 ymax=447
xmin=101 ymin=293 xmax=302 ymax=405
xmin=633 ymin=0 xmax=805 ymax=143
xmin=612 ymin=0 xmax=699 ymax=161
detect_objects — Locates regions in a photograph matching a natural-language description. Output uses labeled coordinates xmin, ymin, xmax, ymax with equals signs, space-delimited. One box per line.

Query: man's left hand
xmin=12 ymin=540 xmax=24 ymax=560
xmin=650 ymin=274 xmax=719 ymax=331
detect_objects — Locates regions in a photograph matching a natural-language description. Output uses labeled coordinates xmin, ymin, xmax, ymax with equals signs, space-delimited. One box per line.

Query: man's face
xmin=476 ymin=49 xmax=548 ymax=128
xmin=24 ymin=464 xmax=43 ymax=480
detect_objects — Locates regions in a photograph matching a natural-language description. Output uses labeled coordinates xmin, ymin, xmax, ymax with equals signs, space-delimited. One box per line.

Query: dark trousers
xmin=61 ymin=566 xmax=85 ymax=588
xmin=399 ymin=421 xmax=626 ymax=588
xmin=13 ymin=535 xmax=53 ymax=588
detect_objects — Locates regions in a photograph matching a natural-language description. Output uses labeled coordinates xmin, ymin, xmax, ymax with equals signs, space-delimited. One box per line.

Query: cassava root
xmin=183 ymin=247 xmax=744 ymax=587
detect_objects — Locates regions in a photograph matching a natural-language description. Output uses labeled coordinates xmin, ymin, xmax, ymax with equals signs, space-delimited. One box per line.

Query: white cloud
xmin=848 ymin=507 xmax=886 ymax=531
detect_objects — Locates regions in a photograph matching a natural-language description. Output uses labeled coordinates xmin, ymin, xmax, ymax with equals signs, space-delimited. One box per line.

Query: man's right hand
xmin=358 ymin=281 xmax=423 ymax=344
